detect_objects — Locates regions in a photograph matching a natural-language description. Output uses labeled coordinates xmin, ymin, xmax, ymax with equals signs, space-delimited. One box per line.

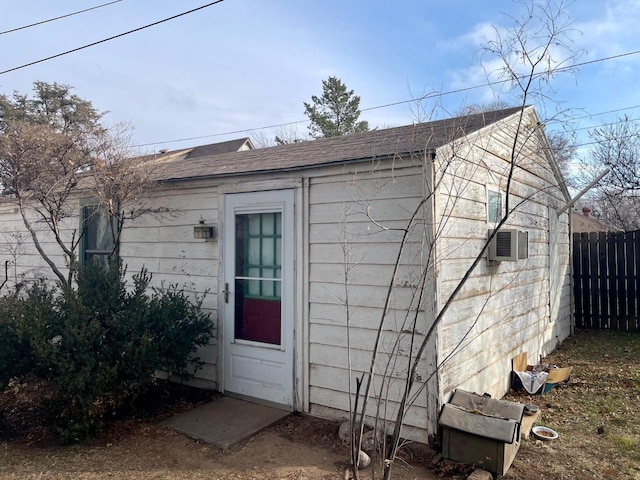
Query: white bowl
xmin=532 ymin=426 xmax=559 ymax=441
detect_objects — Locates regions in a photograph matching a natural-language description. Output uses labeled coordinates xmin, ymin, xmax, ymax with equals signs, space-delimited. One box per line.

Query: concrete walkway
xmin=162 ymin=396 xmax=289 ymax=449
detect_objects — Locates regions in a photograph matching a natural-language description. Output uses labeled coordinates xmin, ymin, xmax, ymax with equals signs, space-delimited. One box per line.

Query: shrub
xmin=0 ymin=262 xmax=214 ymax=442
xmin=0 ymin=302 xmax=31 ymax=388
xmin=0 ymin=281 xmax=56 ymax=387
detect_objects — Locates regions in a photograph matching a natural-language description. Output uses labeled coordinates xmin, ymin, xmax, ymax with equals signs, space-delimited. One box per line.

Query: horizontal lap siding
xmin=0 ymin=186 xmax=221 ymax=388
xmin=434 ymin=115 xmax=571 ymax=400
xmin=0 ymin=207 xmax=78 ymax=289
xmin=307 ymin=163 xmax=438 ymax=441
xmin=120 ymin=187 xmax=219 ymax=299
xmin=119 ymin=186 xmax=220 ymax=387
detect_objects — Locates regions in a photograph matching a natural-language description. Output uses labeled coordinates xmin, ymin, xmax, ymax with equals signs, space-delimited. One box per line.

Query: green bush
xmin=0 ymin=281 xmax=56 ymax=387
xmin=0 ymin=298 xmax=32 ymax=388
xmin=0 ymin=262 xmax=214 ymax=442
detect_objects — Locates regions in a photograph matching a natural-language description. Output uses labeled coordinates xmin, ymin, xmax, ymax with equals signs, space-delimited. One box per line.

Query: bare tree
xmin=580 ymin=115 xmax=640 ymax=231
xmin=85 ymin=123 xmax=168 ymax=259
xmin=274 ymin=123 xmax=306 ymax=145
xmin=546 ymin=130 xmax=577 ymax=186
xmin=339 ymin=2 xmax=579 ymax=479
xmin=0 ymin=85 xmax=98 ymax=288
xmin=249 ymin=130 xmax=274 ymax=149
xmin=250 ymin=124 xmax=305 ymax=148
xmin=0 ymin=82 xmax=161 ymax=290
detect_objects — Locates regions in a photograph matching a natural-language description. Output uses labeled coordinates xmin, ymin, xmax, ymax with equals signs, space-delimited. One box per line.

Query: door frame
xmin=220 ymin=188 xmax=297 ymax=409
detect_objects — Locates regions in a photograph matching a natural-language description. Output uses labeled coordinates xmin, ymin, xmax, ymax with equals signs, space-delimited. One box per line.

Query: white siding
xmin=0 ymin=109 xmax=572 ymax=442
xmin=119 ymin=185 xmax=220 ymax=386
xmin=120 ymin=187 xmax=219 ymax=299
xmin=0 ymin=185 xmax=221 ymax=388
xmin=433 ymin=111 xmax=572 ymax=402
xmin=306 ymin=160 xmax=439 ymax=442
xmin=0 ymin=204 xmax=77 ymax=290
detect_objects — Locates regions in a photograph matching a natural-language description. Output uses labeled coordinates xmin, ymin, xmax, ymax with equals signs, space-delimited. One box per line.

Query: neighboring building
xmin=0 ymin=107 xmax=572 ymax=442
xmin=571 ymin=206 xmax=622 ymax=233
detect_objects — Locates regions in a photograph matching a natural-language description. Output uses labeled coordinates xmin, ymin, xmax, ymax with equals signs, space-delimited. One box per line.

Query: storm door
xmin=222 ymin=190 xmax=294 ymax=407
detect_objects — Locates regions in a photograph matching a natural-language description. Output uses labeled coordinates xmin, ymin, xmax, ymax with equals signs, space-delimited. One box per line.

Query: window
xmin=80 ymin=202 xmax=115 ymax=267
xmin=236 ymin=212 xmax=282 ymax=300
xmin=487 ymin=189 xmax=504 ymax=225
xmin=233 ymin=211 xmax=282 ymax=345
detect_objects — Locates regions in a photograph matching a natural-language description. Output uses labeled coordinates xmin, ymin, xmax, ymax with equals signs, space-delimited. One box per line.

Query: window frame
xmin=487 ymin=188 xmax=505 ymax=225
xmin=79 ymin=199 xmax=117 ymax=267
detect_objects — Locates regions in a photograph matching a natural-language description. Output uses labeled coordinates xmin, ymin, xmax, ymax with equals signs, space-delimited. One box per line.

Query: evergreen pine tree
xmin=303 ymin=76 xmax=369 ymax=138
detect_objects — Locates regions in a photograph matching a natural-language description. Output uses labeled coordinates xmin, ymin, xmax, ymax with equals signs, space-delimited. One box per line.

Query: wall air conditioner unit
xmin=488 ymin=229 xmax=518 ymax=262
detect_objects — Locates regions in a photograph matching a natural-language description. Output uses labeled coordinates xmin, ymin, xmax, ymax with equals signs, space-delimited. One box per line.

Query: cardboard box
xmin=439 ymin=389 xmax=525 ymax=476
xmin=512 ymin=352 xmax=573 ymax=394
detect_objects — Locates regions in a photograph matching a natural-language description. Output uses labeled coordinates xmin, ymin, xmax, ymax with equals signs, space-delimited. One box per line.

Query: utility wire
xmin=360 ymin=49 xmax=640 ymax=113
xmin=0 ymin=0 xmax=224 ymax=76
xmin=134 ymin=104 xmax=640 ymax=149
xmin=135 ymin=121 xmax=307 ymax=147
xmin=559 ymin=115 xmax=640 ymax=135
xmin=2 ymin=0 xmax=633 ymax=148
xmin=132 ymin=48 xmax=640 ymax=148
xmin=0 ymin=0 xmax=123 ymax=36
xmin=571 ymin=104 xmax=640 ymax=122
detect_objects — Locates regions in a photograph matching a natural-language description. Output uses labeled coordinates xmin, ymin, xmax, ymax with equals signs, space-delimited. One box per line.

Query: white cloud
xmin=440 ymin=1 xmax=602 ymax=110
xmin=574 ymin=0 xmax=640 ymax=58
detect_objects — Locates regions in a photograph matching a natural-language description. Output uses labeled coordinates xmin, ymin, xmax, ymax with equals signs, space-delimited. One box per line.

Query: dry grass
xmin=504 ymin=329 xmax=640 ymax=480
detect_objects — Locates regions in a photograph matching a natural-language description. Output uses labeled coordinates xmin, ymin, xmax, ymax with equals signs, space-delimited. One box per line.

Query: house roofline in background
xmin=147 ymin=107 xmax=525 ymax=182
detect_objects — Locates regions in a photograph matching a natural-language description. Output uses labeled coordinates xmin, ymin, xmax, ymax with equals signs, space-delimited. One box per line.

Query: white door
xmin=222 ymin=190 xmax=294 ymax=408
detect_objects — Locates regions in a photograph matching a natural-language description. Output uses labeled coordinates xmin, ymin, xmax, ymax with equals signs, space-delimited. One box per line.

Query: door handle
xmin=223 ymin=282 xmax=230 ymax=304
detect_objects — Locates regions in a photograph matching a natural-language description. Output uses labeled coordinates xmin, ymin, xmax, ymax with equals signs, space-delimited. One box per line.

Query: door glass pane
xmin=248 ymin=214 xmax=261 ymax=235
xmin=262 ymin=213 xmax=274 ymax=235
xmin=262 ymin=237 xmax=274 ymax=265
xmin=248 ymin=237 xmax=260 ymax=264
xmin=234 ymin=212 xmax=282 ymax=345
xmin=247 ymin=267 xmax=260 ymax=278
xmin=247 ymin=278 xmax=261 ymax=296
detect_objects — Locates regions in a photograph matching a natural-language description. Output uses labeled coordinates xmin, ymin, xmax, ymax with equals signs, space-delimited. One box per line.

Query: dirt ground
xmin=1 ymin=329 xmax=639 ymax=480
xmin=0 ymin=379 xmax=441 ymax=480
xmin=0 ymin=413 xmax=439 ymax=480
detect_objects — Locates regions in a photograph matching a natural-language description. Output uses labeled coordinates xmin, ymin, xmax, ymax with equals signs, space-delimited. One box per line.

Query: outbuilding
xmin=0 ymin=106 xmax=572 ymax=442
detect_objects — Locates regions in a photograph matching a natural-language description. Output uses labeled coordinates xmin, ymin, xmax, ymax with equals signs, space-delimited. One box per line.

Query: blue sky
xmin=1 ymin=0 xmax=639 ymax=157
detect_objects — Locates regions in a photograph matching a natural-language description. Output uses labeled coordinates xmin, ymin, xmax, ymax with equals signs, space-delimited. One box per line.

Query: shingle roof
xmin=150 ymin=107 xmax=523 ymax=182
xmin=184 ymin=137 xmax=253 ymax=159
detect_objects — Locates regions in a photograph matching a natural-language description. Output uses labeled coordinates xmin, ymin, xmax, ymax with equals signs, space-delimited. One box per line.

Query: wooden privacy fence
xmin=573 ymin=230 xmax=640 ymax=330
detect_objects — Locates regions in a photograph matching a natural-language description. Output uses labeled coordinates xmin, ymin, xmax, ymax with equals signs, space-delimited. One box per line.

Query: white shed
xmin=0 ymin=106 xmax=572 ymax=443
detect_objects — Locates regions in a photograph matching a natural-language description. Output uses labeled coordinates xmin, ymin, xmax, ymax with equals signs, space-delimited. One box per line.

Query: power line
xmin=571 ymin=104 xmax=640 ymax=122
xmin=361 ymin=49 xmax=640 ymax=113
xmin=561 ymin=115 xmax=640 ymax=136
xmin=135 ymin=120 xmax=308 ymax=148
xmin=133 ymin=103 xmax=640 ymax=149
xmin=0 ymin=1 xmax=123 ymax=36
xmin=5 ymin=0 xmax=632 ymax=149
xmin=132 ymin=47 xmax=640 ymax=148
xmin=0 ymin=0 xmax=225 ymax=76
